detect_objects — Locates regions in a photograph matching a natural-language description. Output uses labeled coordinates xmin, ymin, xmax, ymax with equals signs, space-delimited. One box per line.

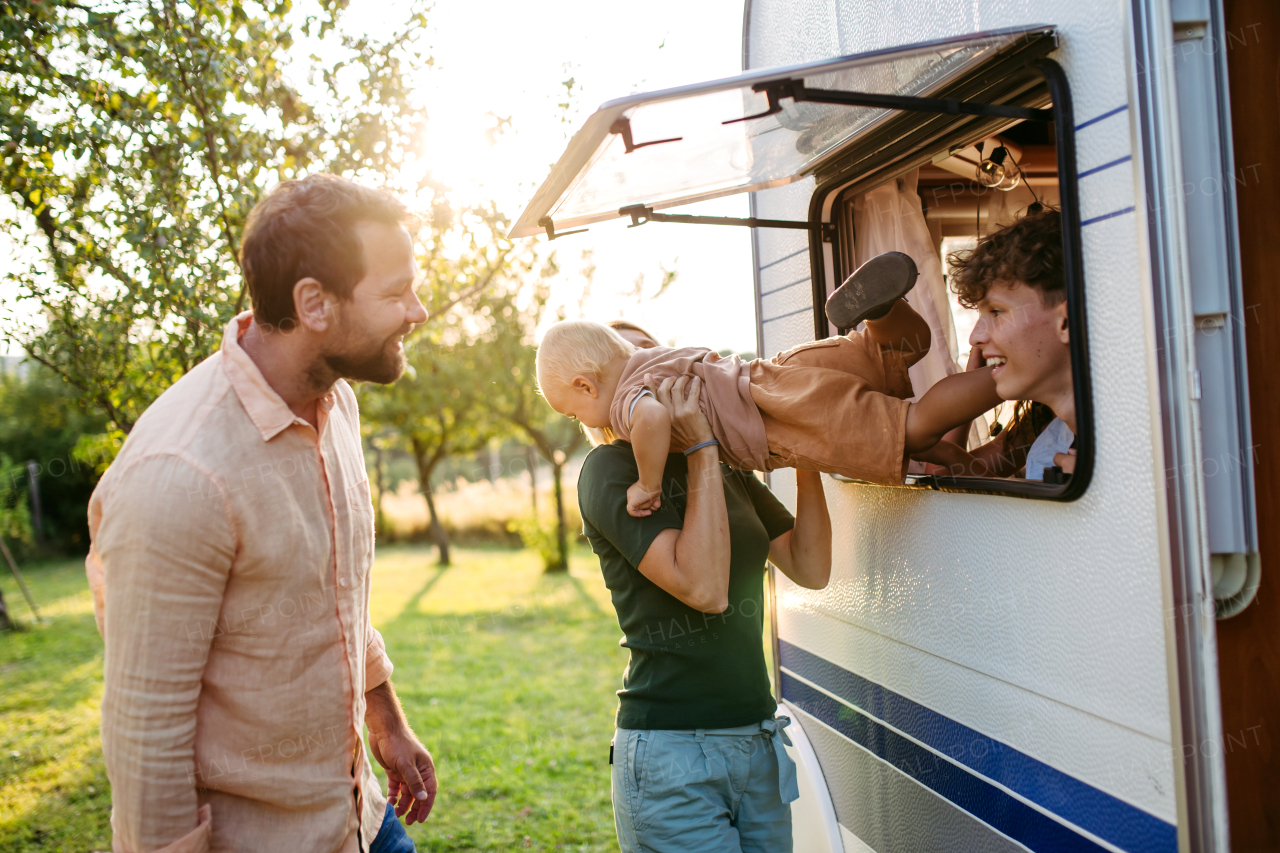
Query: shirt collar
xmin=221 ymin=312 xmax=337 ymax=442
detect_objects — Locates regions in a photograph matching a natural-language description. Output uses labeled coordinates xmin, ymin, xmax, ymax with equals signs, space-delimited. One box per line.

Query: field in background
xmin=0 ymin=546 xmax=626 ymax=853
xmin=380 ymin=475 xmax=584 ymax=548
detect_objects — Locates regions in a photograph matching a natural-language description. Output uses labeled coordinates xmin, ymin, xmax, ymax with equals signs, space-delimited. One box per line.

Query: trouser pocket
xmin=629 ymin=731 xmax=649 ymax=804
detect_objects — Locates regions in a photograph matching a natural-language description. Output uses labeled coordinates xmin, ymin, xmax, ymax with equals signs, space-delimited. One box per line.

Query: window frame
xmin=803 ymin=58 xmax=1093 ymax=501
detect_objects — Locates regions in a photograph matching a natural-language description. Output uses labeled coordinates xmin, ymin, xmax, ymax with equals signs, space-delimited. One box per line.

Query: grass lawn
xmin=0 ymin=545 xmax=629 ymax=852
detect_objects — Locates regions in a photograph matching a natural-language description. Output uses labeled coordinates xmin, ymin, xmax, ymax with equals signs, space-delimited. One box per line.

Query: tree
xmin=360 ymin=321 xmax=508 ymax=567
xmin=359 ymin=198 xmax=553 ymax=565
xmin=0 ymin=454 xmax=34 ymax=631
xmin=0 ymin=365 xmax=107 ymax=549
xmin=486 ymin=286 xmax=587 ymax=573
xmin=1 ymin=0 xmax=431 ymax=434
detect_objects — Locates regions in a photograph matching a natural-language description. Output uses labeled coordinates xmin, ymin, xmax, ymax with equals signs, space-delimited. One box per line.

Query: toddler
xmin=536 ymin=253 xmax=1002 ymax=516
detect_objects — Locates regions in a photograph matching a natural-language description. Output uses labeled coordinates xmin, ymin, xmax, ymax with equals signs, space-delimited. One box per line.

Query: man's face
xmin=322 ymin=221 xmax=427 ymax=384
xmin=969 ymin=280 xmax=1071 ymax=404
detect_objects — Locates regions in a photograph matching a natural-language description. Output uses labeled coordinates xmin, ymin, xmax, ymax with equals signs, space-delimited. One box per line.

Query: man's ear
xmin=571 ymin=375 xmax=599 ymax=399
xmin=293 ymin=277 xmax=337 ymax=332
xmin=1054 ymin=299 xmax=1069 ymax=345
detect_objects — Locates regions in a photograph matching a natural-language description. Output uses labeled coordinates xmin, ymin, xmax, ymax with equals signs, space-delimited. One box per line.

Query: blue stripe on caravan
xmin=784 ymin=676 xmax=1112 ymax=853
xmin=1078 ymin=155 xmax=1133 ymax=179
xmin=1082 ymin=206 xmax=1136 ymax=227
xmin=1075 ymin=104 xmax=1128 ymax=131
xmin=780 ymin=641 xmax=1177 ymax=853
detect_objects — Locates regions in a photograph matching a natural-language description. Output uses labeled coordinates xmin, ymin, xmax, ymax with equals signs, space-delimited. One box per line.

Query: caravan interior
xmin=513 ymin=2 xmax=1276 ymax=851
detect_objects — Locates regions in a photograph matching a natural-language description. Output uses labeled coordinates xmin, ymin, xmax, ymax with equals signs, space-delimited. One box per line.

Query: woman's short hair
xmin=607 ymin=319 xmax=659 ymax=343
xmin=240 ymin=173 xmax=415 ymax=328
xmin=948 ymin=207 xmax=1063 ymax=309
xmin=535 ymin=320 xmax=636 ymax=397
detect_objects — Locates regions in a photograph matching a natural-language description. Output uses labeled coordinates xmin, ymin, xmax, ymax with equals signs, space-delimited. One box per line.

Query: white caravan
xmin=514 ymin=1 xmax=1274 ymax=850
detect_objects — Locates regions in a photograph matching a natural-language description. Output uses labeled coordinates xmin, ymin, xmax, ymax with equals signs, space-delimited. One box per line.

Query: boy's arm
xmin=628 ymin=395 xmax=671 ymax=517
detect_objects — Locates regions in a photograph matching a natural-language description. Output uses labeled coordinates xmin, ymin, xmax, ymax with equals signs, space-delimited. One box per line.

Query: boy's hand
xmin=627 ymin=480 xmax=663 ymax=517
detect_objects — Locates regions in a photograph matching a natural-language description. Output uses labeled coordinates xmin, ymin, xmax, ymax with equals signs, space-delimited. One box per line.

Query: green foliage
xmin=0 ymin=366 xmax=106 ymax=549
xmin=0 ymin=0 xmax=432 ymax=432
xmin=482 ymin=284 xmax=588 ymax=572
xmin=507 ymin=516 xmax=561 ymax=572
xmin=360 ymin=200 xmax=558 ymax=564
xmin=0 ymin=455 xmax=33 ymax=546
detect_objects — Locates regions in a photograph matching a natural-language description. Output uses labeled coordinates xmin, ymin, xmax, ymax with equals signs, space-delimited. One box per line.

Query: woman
xmin=577 ymin=374 xmax=831 ymax=853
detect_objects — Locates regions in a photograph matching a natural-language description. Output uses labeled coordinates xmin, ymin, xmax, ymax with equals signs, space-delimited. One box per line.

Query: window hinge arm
xmin=619 ymin=204 xmax=833 ymax=239
xmin=725 ymin=78 xmax=1054 ymax=124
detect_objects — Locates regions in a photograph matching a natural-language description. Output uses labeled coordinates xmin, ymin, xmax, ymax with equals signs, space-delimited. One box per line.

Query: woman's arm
xmin=635 ymin=376 xmax=732 ymax=612
xmin=767 ymin=470 xmax=832 ymax=590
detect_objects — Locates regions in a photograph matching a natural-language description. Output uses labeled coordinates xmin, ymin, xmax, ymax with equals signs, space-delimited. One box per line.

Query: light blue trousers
xmin=611 ymin=717 xmax=800 ymax=853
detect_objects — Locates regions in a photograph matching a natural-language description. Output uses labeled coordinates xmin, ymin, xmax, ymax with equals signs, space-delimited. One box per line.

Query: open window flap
xmin=510 ymin=26 xmax=1057 ymax=239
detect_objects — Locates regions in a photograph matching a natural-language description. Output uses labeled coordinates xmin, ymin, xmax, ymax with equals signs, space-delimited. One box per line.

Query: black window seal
xmin=805 ymin=57 xmax=1093 ymax=502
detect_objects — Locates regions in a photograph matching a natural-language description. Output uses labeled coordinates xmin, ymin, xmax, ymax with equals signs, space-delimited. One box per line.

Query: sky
xmin=1 ymin=0 xmax=760 ymax=357
xmin=398 ymin=0 xmax=758 ymax=353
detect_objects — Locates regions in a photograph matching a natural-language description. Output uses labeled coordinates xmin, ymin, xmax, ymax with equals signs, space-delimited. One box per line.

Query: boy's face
xmin=969 ymin=280 xmax=1071 ymax=404
xmin=544 ymin=375 xmax=613 ymax=429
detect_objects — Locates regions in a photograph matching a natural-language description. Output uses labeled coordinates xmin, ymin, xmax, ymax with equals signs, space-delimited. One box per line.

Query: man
xmin=86 ymin=174 xmax=435 ymax=852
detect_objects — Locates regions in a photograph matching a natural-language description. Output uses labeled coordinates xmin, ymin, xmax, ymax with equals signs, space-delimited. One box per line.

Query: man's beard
xmin=321 ymin=323 xmax=411 ymax=385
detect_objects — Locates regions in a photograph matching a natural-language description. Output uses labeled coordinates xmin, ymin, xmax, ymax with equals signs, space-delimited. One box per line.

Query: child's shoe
xmin=824 ymin=251 xmax=919 ymax=329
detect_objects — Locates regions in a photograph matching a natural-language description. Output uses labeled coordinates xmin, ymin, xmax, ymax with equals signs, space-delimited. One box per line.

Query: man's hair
xmin=607 ymin=319 xmax=659 ymax=342
xmin=240 ymin=173 xmax=414 ymax=327
xmin=536 ymin=320 xmax=635 ymax=398
xmin=948 ymin=207 xmax=1064 ymax=308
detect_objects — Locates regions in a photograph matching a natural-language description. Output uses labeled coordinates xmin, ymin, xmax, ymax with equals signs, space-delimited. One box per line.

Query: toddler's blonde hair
xmin=535 ymin=320 xmax=636 ymax=397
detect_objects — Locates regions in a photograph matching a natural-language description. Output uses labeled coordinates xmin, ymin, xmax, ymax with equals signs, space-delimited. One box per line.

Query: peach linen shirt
xmin=86 ymin=313 xmax=392 ymax=853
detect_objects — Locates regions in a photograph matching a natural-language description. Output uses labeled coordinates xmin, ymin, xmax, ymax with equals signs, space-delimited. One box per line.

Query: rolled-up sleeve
xmin=94 ymin=454 xmax=235 ymax=853
xmin=364 ymin=624 xmax=394 ymax=693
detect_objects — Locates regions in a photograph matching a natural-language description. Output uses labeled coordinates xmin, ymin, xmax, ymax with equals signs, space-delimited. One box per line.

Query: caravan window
xmin=513 ymin=26 xmax=1091 ymax=501
xmin=810 ymin=63 xmax=1091 ymax=500
xmin=819 ymin=115 xmax=1087 ymax=497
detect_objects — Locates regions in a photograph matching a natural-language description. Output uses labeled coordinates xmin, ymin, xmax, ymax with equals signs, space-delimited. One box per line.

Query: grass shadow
xmin=395 ymin=565 xmax=449 ymax=621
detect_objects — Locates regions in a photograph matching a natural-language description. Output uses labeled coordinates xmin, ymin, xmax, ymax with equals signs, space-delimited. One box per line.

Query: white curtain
xmin=851 ymin=169 xmax=960 ymax=397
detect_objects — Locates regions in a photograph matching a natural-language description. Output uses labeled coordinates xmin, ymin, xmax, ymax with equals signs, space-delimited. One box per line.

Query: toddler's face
xmin=545 ymin=375 xmax=613 ymax=429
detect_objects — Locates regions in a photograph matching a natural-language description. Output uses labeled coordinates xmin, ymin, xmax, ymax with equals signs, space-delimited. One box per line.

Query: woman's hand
xmin=647 ymin=373 xmax=713 ymax=452
xmin=1053 ymin=448 xmax=1077 ymax=474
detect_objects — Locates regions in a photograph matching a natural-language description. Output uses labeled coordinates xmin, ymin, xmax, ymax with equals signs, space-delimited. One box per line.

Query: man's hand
xmin=627 ymin=480 xmax=663 ymax=517
xmin=369 ymin=728 xmax=437 ymax=825
xmin=366 ymin=680 xmax=437 ymax=826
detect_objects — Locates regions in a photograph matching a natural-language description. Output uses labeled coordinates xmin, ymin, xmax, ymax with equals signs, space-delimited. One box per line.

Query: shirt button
xmin=339 ymin=578 xmax=347 ymax=588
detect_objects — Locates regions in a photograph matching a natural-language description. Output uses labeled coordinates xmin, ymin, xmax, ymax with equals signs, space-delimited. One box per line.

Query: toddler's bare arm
xmin=628 ymin=395 xmax=672 ymax=517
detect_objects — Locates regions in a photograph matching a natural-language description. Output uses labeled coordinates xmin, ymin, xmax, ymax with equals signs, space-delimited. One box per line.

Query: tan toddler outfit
xmin=608 ymin=330 xmax=915 ymax=485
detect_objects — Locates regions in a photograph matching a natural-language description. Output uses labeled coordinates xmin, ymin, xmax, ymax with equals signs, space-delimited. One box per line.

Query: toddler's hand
xmin=627 ymin=480 xmax=663 ymax=517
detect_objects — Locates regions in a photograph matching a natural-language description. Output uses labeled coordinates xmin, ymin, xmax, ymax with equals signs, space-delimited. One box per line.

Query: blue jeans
xmin=369 ymin=802 xmax=416 ymax=853
xmin=611 ymin=717 xmax=799 ymax=853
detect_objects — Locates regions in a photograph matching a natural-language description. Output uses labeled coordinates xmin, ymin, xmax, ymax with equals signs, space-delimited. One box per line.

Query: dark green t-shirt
xmin=577 ymin=441 xmax=795 ymax=730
